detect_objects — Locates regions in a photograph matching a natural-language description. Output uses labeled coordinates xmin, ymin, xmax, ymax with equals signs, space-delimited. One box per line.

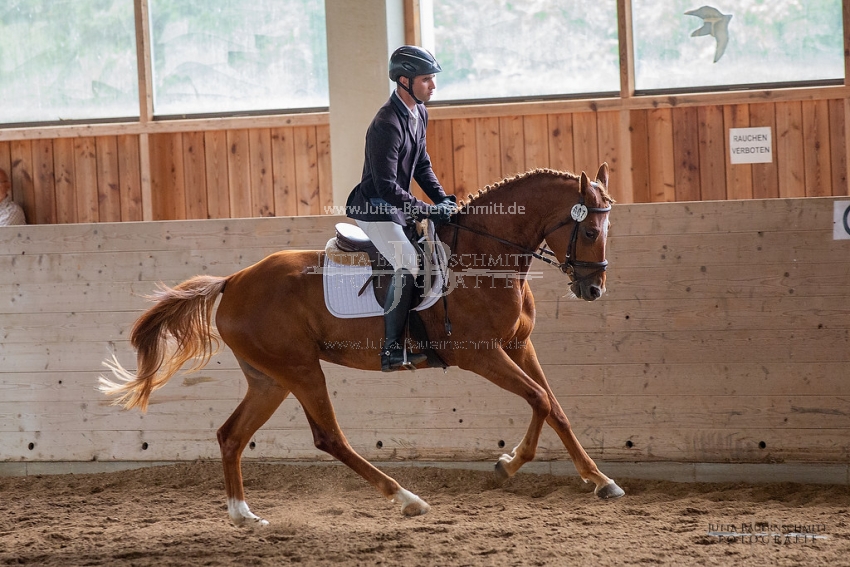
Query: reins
xmin=442 ymin=196 xmax=611 ymax=279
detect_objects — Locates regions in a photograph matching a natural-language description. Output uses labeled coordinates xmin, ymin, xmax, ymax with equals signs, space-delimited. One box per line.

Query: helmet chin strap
xmin=399 ymin=77 xmax=423 ymax=105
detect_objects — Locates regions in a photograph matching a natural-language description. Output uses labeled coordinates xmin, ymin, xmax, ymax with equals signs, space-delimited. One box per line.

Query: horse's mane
xmin=458 ymin=168 xmax=614 ymax=211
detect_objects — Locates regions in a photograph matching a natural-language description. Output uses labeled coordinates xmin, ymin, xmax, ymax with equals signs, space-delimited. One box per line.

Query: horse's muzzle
xmin=571 ymin=281 xmax=604 ymax=301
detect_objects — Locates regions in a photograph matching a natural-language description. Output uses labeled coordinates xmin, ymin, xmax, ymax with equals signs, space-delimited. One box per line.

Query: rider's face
xmin=407 ymin=74 xmax=436 ymax=103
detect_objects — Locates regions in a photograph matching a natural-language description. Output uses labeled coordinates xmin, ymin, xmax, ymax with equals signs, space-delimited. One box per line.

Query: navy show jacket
xmin=345 ymin=92 xmax=453 ymax=225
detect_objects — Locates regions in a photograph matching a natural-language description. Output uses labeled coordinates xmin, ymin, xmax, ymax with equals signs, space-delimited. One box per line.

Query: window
xmin=632 ymin=0 xmax=844 ymax=92
xmin=0 ymin=0 xmax=139 ymax=125
xmin=420 ymin=0 xmax=620 ymax=103
xmin=149 ymin=0 xmax=329 ymax=117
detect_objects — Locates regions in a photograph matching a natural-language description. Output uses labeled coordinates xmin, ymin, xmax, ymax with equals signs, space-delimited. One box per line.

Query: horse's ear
xmin=580 ymin=171 xmax=590 ymax=193
xmin=595 ymin=163 xmax=609 ymax=188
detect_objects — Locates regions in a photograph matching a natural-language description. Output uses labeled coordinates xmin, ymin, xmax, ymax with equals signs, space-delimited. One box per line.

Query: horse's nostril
xmin=589 ymin=286 xmax=601 ymax=299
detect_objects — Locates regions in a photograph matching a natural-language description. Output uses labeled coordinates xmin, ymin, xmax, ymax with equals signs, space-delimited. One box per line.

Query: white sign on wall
xmin=729 ymin=127 xmax=772 ymax=164
xmin=834 ymin=201 xmax=850 ymax=240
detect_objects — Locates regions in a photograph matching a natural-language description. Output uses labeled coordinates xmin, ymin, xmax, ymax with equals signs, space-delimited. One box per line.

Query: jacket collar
xmin=392 ymin=91 xmax=420 ymax=138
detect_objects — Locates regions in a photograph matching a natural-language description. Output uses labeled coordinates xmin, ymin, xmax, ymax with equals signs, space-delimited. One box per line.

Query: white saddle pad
xmin=323 ymin=227 xmax=447 ymax=319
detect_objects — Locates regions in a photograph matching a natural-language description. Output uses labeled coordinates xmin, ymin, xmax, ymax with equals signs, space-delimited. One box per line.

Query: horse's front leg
xmin=505 ymin=339 xmax=624 ymax=499
xmin=459 ymin=348 xmax=552 ymax=480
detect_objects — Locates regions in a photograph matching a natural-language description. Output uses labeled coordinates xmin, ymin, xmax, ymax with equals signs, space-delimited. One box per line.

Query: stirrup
xmin=381 ymin=342 xmax=427 ymax=372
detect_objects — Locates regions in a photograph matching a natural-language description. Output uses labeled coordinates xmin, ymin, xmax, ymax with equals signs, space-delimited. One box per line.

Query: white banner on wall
xmin=729 ymin=127 xmax=772 ymax=164
xmin=834 ymin=201 xmax=850 ymax=240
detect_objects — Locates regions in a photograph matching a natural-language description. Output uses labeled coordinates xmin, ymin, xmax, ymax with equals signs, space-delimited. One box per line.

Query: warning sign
xmin=729 ymin=127 xmax=772 ymax=165
xmin=834 ymin=201 xmax=850 ymax=240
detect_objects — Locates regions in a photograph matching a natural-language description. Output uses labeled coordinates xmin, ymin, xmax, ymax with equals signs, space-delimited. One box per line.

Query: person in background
xmin=345 ymin=45 xmax=457 ymax=372
xmin=0 ymin=168 xmax=26 ymax=226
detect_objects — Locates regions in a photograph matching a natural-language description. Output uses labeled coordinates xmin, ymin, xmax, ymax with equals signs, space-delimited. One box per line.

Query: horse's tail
xmin=99 ymin=275 xmax=227 ymax=412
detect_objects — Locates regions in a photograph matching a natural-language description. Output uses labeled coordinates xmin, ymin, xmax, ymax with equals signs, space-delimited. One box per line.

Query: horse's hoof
xmin=595 ymin=480 xmax=625 ymax=500
xmin=402 ymin=500 xmax=431 ymax=516
xmin=393 ymin=488 xmax=431 ymax=516
xmin=228 ymin=499 xmax=270 ymax=528
xmin=494 ymin=455 xmax=512 ymax=483
xmin=232 ymin=516 xmax=270 ymax=528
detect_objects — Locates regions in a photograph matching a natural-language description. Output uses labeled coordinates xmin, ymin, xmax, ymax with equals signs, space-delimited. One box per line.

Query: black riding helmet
xmin=389 ymin=45 xmax=442 ymax=104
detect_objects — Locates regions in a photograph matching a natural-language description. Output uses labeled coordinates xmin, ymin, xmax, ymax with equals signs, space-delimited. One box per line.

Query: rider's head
xmin=389 ymin=45 xmax=442 ymax=105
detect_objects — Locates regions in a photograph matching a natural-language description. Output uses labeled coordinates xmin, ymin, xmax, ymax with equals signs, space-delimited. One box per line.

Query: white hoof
xmin=228 ymin=499 xmax=269 ymax=528
xmin=391 ymin=488 xmax=431 ymax=516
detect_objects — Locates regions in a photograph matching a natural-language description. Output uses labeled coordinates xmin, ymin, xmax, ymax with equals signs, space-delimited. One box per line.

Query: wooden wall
xmin=2 ymin=197 xmax=848 ymax=464
xmin=424 ymin=99 xmax=849 ymax=204
xmin=0 ymin=124 xmax=333 ymax=224
xmin=1 ymin=97 xmax=847 ymax=224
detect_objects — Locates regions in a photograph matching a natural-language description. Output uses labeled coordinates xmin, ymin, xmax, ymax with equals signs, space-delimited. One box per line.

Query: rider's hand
xmin=430 ymin=202 xmax=455 ymax=223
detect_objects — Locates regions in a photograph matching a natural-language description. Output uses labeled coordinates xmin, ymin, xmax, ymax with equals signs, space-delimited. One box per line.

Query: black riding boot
xmin=381 ymin=269 xmax=427 ymax=372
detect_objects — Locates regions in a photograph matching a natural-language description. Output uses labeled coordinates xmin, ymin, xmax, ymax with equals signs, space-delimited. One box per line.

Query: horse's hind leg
xmin=506 ymin=340 xmax=624 ymax=499
xmin=217 ymin=358 xmax=290 ymax=527
xmin=291 ymin=362 xmax=430 ymax=517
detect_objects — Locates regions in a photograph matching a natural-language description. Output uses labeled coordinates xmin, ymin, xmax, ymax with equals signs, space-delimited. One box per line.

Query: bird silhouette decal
xmin=685 ymin=6 xmax=732 ymax=63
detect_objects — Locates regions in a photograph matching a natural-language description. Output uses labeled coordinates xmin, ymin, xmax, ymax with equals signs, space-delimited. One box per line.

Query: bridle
xmin=444 ymin=193 xmax=611 ymax=284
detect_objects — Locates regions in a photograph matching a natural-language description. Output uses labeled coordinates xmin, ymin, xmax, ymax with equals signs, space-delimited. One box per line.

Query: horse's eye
xmin=584 ymin=228 xmax=598 ymax=240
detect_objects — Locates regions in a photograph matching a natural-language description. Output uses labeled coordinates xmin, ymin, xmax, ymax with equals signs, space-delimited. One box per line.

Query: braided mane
xmin=458 ymin=168 xmax=613 ymax=211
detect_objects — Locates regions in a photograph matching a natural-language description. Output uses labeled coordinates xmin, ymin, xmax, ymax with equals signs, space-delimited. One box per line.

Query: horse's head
xmin=546 ymin=163 xmax=613 ymax=302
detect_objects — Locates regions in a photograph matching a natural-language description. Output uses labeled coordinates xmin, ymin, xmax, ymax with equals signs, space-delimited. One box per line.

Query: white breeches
xmin=355 ymin=220 xmax=420 ymax=277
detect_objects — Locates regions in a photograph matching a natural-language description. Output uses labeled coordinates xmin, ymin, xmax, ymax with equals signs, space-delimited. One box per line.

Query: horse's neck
xmin=441 ymin=176 xmax=569 ymax=273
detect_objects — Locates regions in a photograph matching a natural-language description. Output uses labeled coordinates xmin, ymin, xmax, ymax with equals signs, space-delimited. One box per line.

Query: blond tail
xmin=99 ymin=275 xmax=227 ymax=412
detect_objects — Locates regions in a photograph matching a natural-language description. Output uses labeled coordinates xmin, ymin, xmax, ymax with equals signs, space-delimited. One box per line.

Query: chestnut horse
xmin=100 ymin=163 xmax=623 ymax=527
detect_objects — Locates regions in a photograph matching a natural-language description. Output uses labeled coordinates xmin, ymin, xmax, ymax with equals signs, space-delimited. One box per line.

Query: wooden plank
xmin=0 ymin=197 xmax=839 ymax=256
xmin=571 ymin=112 xmax=599 ymax=173
xmin=475 ymin=117 xmax=501 ymax=188
xmin=451 ymin=118 xmax=479 ymax=199
xmin=32 ymin=139 xmax=57 ymax=224
xmin=775 ymin=101 xmax=806 ymax=198
xmin=0 ymin=215 xmax=340 ymax=256
xmin=148 ymin=133 xmax=185 ymax=221
xmin=617 ymin=109 xmax=634 ymax=203
xmin=528 ymin=329 xmax=850 ymax=366
xmin=531 ymin=295 xmax=850 ymax=334
xmin=498 ymin=115 xmax=525 ymax=178
xmin=697 ymin=105 xmax=726 ymax=201
xmin=647 ymin=108 xmax=675 ymax=202
xmin=829 ymin=99 xmax=848 ymax=196
xmin=95 ymin=136 xmax=122 ymax=222
xmin=802 ymin=100 xmax=833 ymax=197
xmin=595 ymin=111 xmax=622 ymax=200
xmin=10 ymin=140 xmax=35 ymax=223
xmin=0 ymin=142 xmax=10 ymax=185
xmin=748 ymin=103 xmax=779 ymax=199
xmin=203 ymin=130 xmax=229 ymax=219
xmin=672 ymin=107 xmax=701 ymax=202
xmin=629 ymin=110 xmax=650 ymax=203
xmin=116 ymin=135 xmax=143 ymax=221
xmin=248 ymin=128 xmax=274 ymax=217
xmin=226 ymin=129 xmax=252 ymax=218
xmin=73 ymin=137 xmax=98 ymax=223
xmin=547 ymin=113 xmax=574 ymax=173
xmin=316 ymin=124 xmax=333 ymax=214
xmin=523 ymin=115 xmax=549 ymax=172
xmin=182 ymin=131 xmax=208 ymax=220
xmin=2 ymin=391 xmax=849 ymax=435
xmin=723 ymin=104 xmax=753 ymax=200
xmin=270 ymin=127 xmax=298 ymax=217
xmin=428 ymin=119 xmax=455 ymax=195
xmin=52 ymin=138 xmax=76 ymax=224
xmin=293 ymin=126 xmax=320 ymax=216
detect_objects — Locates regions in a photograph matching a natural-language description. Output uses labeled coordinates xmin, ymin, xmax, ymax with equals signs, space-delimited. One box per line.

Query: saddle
xmin=329 ymin=222 xmax=436 ymax=309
